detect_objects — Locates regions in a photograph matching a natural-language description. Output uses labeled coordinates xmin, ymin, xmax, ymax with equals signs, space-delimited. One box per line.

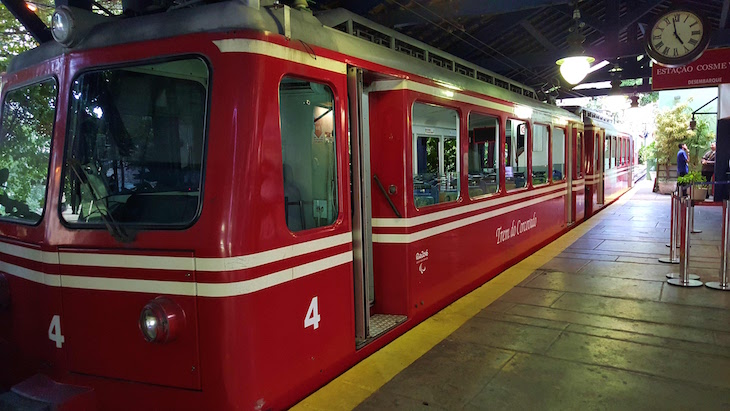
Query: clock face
xmin=647 ymin=9 xmax=710 ymax=66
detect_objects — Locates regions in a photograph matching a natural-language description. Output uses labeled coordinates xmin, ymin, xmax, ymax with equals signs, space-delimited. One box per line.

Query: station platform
xmin=293 ymin=179 xmax=730 ymax=411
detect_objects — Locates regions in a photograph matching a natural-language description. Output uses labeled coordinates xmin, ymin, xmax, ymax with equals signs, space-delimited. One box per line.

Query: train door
xmin=598 ymin=131 xmax=606 ymax=205
xmin=348 ymin=67 xmax=406 ymax=346
xmin=565 ymin=125 xmax=574 ymax=225
xmin=628 ymin=139 xmax=634 ymax=187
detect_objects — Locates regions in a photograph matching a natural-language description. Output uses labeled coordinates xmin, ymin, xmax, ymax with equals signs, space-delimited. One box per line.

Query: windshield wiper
xmin=67 ymin=158 xmax=135 ymax=243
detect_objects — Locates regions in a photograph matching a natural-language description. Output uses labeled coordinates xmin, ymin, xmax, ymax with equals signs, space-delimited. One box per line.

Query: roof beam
xmin=721 ymin=0 xmax=730 ymax=29
xmin=604 ymin=0 xmax=620 ymax=59
xmin=349 ymin=0 xmax=388 ymax=15
xmin=378 ymin=0 xmax=571 ymax=28
xmin=445 ymin=10 xmax=538 ymax=60
xmin=1 ymin=0 xmax=52 ymax=43
xmin=555 ymin=1 xmax=660 ymax=36
xmin=520 ymin=20 xmax=557 ymax=51
xmin=618 ymin=1 xmax=661 ymax=30
xmin=559 ymin=81 xmax=653 ymax=98
xmin=474 ymin=41 xmax=648 ymax=74
xmin=554 ymin=4 xmax=606 ymax=34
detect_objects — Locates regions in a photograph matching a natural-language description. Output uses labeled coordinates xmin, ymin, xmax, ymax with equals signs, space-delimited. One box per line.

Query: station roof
xmin=3 ymin=0 xmax=730 ymax=99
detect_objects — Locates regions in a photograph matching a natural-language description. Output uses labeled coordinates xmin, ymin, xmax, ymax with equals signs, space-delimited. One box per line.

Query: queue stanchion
xmin=706 ymin=199 xmax=730 ymax=291
xmin=666 ymin=191 xmax=679 ymax=249
xmin=690 ymin=188 xmax=702 ymax=234
xmin=660 ymin=192 xmax=680 ymax=264
xmin=668 ymin=196 xmax=703 ymax=287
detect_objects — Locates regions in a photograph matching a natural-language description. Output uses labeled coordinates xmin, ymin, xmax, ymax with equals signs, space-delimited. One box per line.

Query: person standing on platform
xmin=702 ymin=141 xmax=716 ymax=198
xmin=677 ymin=143 xmax=689 ymax=177
xmin=677 ymin=143 xmax=689 ymax=196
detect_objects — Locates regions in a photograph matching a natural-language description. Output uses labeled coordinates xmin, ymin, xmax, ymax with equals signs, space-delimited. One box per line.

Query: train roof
xmin=566 ymin=107 xmax=634 ymax=136
xmin=7 ymin=0 xmax=580 ymax=123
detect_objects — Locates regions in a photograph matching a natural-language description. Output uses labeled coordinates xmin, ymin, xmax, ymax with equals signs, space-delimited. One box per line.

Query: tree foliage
xmin=0 ymin=79 xmax=56 ymax=218
xmin=652 ymin=101 xmax=715 ymax=169
xmin=0 ymin=4 xmax=52 ymax=73
xmin=1 ymin=2 xmax=122 ymax=73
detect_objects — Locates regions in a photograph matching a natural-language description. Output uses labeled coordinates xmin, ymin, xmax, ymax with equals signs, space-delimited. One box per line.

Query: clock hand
xmin=673 ymin=21 xmax=685 ymax=44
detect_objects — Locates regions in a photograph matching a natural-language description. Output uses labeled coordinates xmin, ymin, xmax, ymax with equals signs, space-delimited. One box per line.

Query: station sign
xmin=652 ymin=48 xmax=730 ymax=91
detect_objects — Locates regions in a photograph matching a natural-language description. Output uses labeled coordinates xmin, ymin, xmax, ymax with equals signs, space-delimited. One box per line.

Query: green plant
xmin=639 ymin=141 xmax=657 ymax=164
xmin=677 ymin=171 xmax=706 ymax=185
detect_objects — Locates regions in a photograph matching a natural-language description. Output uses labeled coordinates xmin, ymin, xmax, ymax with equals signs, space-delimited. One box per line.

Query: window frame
xmin=531 ymin=122 xmax=550 ymax=187
xmin=505 ymin=117 xmax=530 ymax=192
xmin=58 ymin=55 xmax=212 ymax=231
xmin=576 ymin=131 xmax=584 ymax=178
xmin=551 ymin=126 xmax=567 ymax=184
xmin=0 ymin=76 xmax=59 ymax=227
xmin=278 ymin=74 xmax=340 ymax=233
xmin=467 ymin=110 xmax=501 ymax=199
xmin=411 ymin=100 xmax=462 ymax=209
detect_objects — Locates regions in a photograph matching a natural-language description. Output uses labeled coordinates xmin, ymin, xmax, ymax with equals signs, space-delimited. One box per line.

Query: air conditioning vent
xmin=395 ymin=39 xmax=426 ymax=61
xmin=352 ymin=22 xmax=391 ymax=48
xmin=455 ymin=63 xmax=474 ymax=78
xmin=428 ymin=53 xmax=453 ymax=71
xmin=477 ymin=71 xmax=494 ymax=84
xmin=333 ymin=22 xmax=348 ymax=33
xmin=495 ymin=78 xmax=510 ymax=90
xmin=316 ymin=11 xmax=539 ymax=100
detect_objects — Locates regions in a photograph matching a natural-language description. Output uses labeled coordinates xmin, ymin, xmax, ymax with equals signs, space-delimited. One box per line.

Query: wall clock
xmin=646 ymin=8 xmax=711 ymax=67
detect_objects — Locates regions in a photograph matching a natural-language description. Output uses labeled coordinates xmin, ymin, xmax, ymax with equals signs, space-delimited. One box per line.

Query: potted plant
xmin=677 ymin=171 xmax=708 ymax=200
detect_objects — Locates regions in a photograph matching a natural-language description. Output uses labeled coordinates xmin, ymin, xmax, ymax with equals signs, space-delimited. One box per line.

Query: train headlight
xmin=0 ymin=273 xmax=9 ymax=309
xmin=51 ymin=6 xmax=75 ymax=46
xmin=138 ymin=297 xmax=185 ymax=344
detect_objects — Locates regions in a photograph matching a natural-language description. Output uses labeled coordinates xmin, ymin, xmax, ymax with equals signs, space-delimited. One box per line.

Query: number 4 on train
xmin=304 ymin=297 xmax=321 ymax=330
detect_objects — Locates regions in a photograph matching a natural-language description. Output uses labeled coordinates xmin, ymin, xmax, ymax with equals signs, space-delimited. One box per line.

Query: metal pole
xmin=666 ymin=191 xmax=677 ymax=248
xmin=690 ymin=196 xmax=702 ymax=233
xmin=706 ymin=199 xmax=730 ymax=291
xmin=668 ymin=196 xmax=703 ymax=287
xmin=660 ymin=192 xmax=680 ymax=264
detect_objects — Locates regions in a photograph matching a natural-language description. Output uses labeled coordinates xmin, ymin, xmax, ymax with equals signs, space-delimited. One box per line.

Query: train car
xmin=581 ymin=109 xmax=635 ymax=217
xmin=0 ymin=2 xmax=633 ymax=410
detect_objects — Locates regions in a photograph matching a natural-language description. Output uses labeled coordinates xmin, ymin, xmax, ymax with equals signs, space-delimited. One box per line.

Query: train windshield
xmin=0 ymin=79 xmax=58 ymax=224
xmin=61 ymin=58 xmax=208 ymax=230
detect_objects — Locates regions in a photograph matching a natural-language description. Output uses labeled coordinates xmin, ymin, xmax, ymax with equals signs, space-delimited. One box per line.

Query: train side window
xmin=412 ymin=102 xmax=460 ymax=208
xmin=467 ymin=113 xmax=499 ymax=198
xmin=506 ymin=119 xmax=527 ymax=191
xmin=611 ymin=136 xmax=617 ymax=168
xmin=279 ymin=77 xmax=337 ymax=232
xmin=576 ymin=132 xmax=583 ymax=178
xmin=604 ymin=135 xmax=610 ymax=170
xmin=0 ymin=79 xmax=57 ymax=224
xmin=531 ymin=124 xmax=548 ymax=186
xmin=552 ymin=128 xmax=565 ymax=182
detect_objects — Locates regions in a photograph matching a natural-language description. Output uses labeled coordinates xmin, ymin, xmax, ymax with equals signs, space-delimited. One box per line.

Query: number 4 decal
xmin=48 ymin=315 xmax=65 ymax=348
xmin=304 ymin=297 xmax=320 ymax=330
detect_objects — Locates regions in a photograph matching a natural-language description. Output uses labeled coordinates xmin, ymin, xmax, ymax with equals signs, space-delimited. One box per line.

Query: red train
xmin=0 ymin=2 xmax=637 ymax=409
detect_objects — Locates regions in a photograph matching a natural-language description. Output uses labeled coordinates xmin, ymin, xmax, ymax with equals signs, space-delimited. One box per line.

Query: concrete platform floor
xmin=294 ymin=180 xmax=730 ymax=411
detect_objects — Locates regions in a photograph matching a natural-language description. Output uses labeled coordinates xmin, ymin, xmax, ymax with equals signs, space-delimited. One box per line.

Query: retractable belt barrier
xmin=667 ymin=196 xmax=704 ymax=287
xmin=706 ymin=199 xmax=730 ymax=291
xmin=660 ymin=192 xmax=680 ymax=265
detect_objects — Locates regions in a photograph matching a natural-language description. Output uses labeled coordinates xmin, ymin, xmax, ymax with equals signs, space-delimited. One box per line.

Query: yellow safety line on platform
xmin=292 ymin=185 xmax=642 ymax=411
